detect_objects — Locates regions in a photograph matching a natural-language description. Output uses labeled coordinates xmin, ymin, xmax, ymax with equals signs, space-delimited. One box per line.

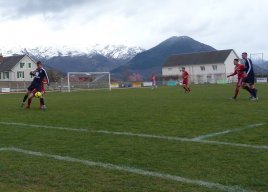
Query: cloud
xmin=0 ymin=0 xmax=96 ymax=20
xmin=0 ymin=0 xmax=268 ymax=58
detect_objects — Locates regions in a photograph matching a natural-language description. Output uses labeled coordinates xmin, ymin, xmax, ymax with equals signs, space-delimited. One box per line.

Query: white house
xmin=162 ymin=49 xmax=239 ymax=84
xmin=0 ymin=54 xmax=37 ymax=82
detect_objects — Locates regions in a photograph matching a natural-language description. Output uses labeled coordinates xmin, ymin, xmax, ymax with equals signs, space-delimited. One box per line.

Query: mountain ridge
xmin=2 ymin=36 xmax=267 ymax=79
xmin=112 ymin=36 xmax=217 ymax=79
xmin=1 ymin=44 xmax=145 ymax=60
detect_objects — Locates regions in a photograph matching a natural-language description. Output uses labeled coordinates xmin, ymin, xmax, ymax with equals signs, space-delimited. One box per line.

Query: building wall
xmin=162 ymin=66 xmax=180 ymax=77
xmin=0 ymin=71 xmax=9 ymax=81
xmin=224 ymin=51 xmax=239 ymax=83
xmin=0 ymin=55 xmax=37 ymax=82
xmin=191 ymin=63 xmax=226 ymax=84
xmin=162 ymin=63 xmax=226 ymax=84
xmin=162 ymin=51 xmax=239 ymax=84
xmin=225 ymin=51 xmax=238 ymax=75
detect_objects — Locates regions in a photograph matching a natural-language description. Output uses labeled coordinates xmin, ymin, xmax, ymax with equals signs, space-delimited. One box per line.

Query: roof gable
xmin=163 ymin=49 xmax=235 ymax=67
xmin=0 ymin=55 xmax=26 ymax=71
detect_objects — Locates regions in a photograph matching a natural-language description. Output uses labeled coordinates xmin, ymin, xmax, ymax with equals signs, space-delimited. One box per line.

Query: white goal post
xmin=67 ymin=72 xmax=111 ymax=92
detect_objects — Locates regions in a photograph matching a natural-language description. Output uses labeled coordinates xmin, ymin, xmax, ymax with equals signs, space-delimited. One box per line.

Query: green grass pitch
xmin=0 ymin=84 xmax=268 ymax=192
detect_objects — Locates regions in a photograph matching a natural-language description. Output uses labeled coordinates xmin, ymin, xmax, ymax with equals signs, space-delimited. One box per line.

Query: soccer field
xmin=0 ymin=84 xmax=268 ymax=192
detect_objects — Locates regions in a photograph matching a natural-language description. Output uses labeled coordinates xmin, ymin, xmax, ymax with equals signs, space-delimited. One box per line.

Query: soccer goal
xmin=67 ymin=72 xmax=111 ymax=92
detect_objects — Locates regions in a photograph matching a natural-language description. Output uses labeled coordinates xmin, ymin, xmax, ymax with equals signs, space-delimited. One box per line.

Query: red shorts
xmin=237 ymin=78 xmax=245 ymax=87
xmin=183 ymin=80 xmax=188 ymax=85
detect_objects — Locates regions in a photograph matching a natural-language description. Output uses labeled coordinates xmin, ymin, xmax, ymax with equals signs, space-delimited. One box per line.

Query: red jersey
xmin=182 ymin=71 xmax=189 ymax=80
xmin=230 ymin=64 xmax=247 ymax=79
xmin=151 ymin=75 xmax=156 ymax=82
xmin=182 ymin=70 xmax=189 ymax=85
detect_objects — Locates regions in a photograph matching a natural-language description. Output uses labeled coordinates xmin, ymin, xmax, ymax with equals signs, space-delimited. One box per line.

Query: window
xmin=3 ymin=72 xmax=9 ymax=79
xmin=200 ymin=66 xmax=205 ymax=71
xmin=17 ymin=71 xmax=24 ymax=79
xmin=28 ymin=63 xmax=31 ymax=68
xmin=212 ymin=65 xmax=218 ymax=71
xmin=20 ymin=63 xmax=25 ymax=68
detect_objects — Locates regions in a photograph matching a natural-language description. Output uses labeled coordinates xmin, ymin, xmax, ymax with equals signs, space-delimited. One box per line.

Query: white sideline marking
xmin=192 ymin=123 xmax=264 ymax=141
xmin=0 ymin=122 xmax=89 ymax=132
xmin=0 ymin=147 xmax=249 ymax=192
xmin=90 ymin=130 xmax=268 ymax=150
xmin=0 ymin=122 xmax=268 ymax=150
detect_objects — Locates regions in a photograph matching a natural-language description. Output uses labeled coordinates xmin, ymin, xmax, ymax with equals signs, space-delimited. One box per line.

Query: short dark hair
xmin=37 ymin=61 xmax=42 ymax=65
xmin=234 ymin=59 xmax=239 ymax=62
xmin=242 ymin=52 xmax=248 ymax=55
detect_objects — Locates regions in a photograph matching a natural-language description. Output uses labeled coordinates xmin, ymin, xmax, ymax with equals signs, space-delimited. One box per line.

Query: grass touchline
xmin=0 ymin=147 xmax=250 ymax=192
xmin=1 ymin=121 xmax=267 ymax=150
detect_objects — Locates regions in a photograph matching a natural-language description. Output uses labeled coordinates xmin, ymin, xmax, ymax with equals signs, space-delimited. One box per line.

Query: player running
xmin=151 ymin=73 xmax=157 ymax=89
xmin=242 ymin=52 xmax=258 ymax=101
xmin=21 ymin=61 xmax=49 ymax=110
xmin=181 ymin=67 xmax=191 ymax=93
xmin=227 ymin=59 xmax=247 ymax=100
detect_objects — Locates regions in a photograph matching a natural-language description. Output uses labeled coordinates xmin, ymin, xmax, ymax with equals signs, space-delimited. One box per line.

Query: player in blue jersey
xmin=242 ymin=52 xmax=258 ymax=101
xmin=21 ymin=61 xmax=49 ymax=110
xmin=26 ymin=79 xmax=47 ymax=109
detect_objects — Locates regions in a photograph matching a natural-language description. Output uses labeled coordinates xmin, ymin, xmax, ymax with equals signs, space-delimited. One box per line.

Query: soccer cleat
xmin=250 ymin=97 xmax=258 ymax=102
xmin=41 ymin=105 xmax=47 ymax=111
xmin=20 ymin=102 xmax=25 ymax=108
xmin=229 ymin=97 xmax=236 ymax=100
xmin=255 ymin=89 xmax=258 ymax=97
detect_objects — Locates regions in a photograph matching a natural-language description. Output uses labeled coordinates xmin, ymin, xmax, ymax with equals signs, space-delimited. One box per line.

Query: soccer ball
xmin=35 ymin=91 xmax=42 ymax=98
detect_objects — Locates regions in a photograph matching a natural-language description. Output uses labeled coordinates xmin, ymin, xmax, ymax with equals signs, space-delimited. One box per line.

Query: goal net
xmin=67 ymin=72 xmax=111 ymax=92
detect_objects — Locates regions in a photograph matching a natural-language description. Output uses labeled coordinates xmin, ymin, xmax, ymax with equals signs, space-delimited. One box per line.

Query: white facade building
xmin=0 ymin=54 xmax=37 ymax=82
xmin=162 ymin=49 xmax=239 ymax=84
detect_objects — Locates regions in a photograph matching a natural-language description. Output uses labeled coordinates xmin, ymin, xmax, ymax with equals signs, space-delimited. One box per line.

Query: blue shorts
xmin=28 ymin=82 xmax=41 ymax=92
xmin=245 ymin=74 xmax=255 ymax=85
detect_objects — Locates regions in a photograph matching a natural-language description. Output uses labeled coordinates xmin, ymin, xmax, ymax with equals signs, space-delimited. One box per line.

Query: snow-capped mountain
xmin=1 ymin=45 xmax=145 ymax=60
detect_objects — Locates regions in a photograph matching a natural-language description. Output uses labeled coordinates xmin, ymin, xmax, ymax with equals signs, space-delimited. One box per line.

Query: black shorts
xmin=28 ymin=82 xmax=41 ymax=92
xmin=245 ymin=74 xmax=255 ymax=85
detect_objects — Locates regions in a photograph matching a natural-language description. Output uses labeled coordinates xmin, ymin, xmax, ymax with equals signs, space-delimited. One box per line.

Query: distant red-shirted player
xmin=151 ymin=73 xmax=157 ymax=89
xmin=181 ymin=67 xmax=191 ymax=93
xmin=227 ymin=59 xmax=247 ymax=100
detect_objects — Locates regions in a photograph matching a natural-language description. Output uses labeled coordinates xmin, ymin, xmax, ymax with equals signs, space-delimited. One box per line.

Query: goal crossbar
xmin=67 ymin=72 xmax=111 ymax=92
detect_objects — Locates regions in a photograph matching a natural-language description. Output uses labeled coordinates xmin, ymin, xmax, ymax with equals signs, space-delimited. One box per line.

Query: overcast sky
xmin=0 ymin=0 xmax=268 ymax=59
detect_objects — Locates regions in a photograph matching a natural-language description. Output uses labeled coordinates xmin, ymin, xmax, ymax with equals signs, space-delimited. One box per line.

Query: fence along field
xmin=0 ymin=84 xmax=267 ymax=192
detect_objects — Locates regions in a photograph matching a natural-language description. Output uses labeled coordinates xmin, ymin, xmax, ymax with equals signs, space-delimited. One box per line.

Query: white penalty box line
xmin=0 ymin=147 xmax=249 ymax=192
xmin=192 ymin=123 xmax=265 ymax=141
xmin=0 ymin=122 xmax=268 ymax=151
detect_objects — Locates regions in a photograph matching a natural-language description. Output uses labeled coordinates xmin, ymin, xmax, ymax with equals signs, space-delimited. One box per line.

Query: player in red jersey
xmin=151 ymin=73 xmax=157 ymax=89
xmin=227 ymin=59 xmax=247 ymax=100
xmin=181 ymin=67 xmax=191 ymax=93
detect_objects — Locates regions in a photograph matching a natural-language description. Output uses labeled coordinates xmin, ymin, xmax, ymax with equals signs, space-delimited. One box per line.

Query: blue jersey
xmin=31 ymin=68 xmax=49 ymax=85
xmin=244 ymin=58 xmax=254 ymax=77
